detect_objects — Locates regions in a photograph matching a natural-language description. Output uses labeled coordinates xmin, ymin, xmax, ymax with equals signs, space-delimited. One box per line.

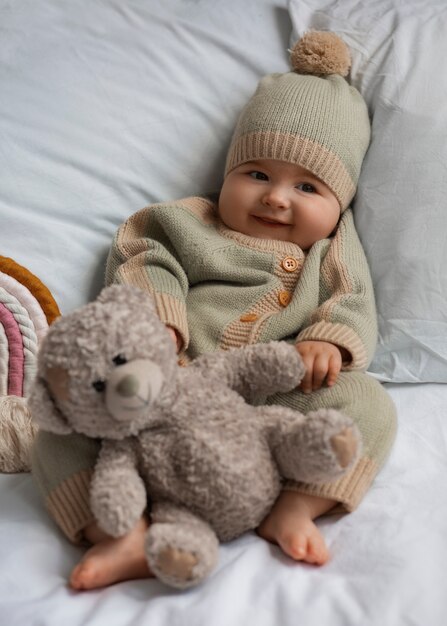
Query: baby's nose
xmin=262 ymin=187 xmax=290 ymax=209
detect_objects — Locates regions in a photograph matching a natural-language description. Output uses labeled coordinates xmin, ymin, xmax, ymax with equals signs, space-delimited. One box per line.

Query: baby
xmin=31 ymin=32 xmax=396 ymax=590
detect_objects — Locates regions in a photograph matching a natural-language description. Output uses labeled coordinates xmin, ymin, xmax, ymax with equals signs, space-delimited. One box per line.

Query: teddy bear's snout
xmin=105 ymin=358 xmax=164 ymax=422
xmin=116 ymin=374 xmax=140 ymax=397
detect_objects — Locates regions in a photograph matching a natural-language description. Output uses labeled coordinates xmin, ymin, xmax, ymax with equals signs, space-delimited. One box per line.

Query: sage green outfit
xmin=32 ymin=32 xmax=396 ymax=542
xmin=32 ymin=197 xmax=396 ymax=542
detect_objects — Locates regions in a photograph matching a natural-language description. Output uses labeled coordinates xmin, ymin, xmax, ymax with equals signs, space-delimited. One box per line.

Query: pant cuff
xmin=282 ymin=456 xmax=379 ymax=513
xmin=46 ymin=468 xmax=95 ymax=544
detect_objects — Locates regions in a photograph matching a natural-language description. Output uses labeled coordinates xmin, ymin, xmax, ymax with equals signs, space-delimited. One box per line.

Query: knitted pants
xmin=31 ymin=371 xmax=396 ymax=543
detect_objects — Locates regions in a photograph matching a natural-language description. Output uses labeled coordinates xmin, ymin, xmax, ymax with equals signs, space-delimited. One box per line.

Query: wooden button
xmin=282 ymin=257 xmax=298 ymax=272
xmin=278 ymin=290 xmax=291 ymax=307
xmin=240 ymin=313 xmax=258 ymax=322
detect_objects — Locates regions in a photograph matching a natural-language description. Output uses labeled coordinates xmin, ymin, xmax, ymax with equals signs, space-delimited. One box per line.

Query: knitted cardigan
xmin=31 ymin=197 xmax=393 ymax=543
xmin=105 ymin=196 xmax=377 ymax=369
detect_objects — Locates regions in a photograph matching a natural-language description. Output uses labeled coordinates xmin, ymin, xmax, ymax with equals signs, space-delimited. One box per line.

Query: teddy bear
xmin=29 ymin=284 xmax=360 ymax=589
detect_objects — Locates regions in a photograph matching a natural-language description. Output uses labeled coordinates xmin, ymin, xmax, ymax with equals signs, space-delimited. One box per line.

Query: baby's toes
xmin=284 ymin=533 xmax=308 ymax=560
xmin=305 ymin=533 xmax=329 ymax=565
xmin=278 ymin=526 xmax=329 ymax=565
xmin=70 ymin=560 xmax=97 ymax=590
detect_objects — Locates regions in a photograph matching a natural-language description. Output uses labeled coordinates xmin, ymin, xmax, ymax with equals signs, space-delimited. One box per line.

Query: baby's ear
xmin=28 ymin=371 xmax=73 ymax=435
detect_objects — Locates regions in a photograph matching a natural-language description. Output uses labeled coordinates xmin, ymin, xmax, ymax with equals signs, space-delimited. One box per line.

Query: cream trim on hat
xmin=225 ymin=131 xmax=356 ymax=210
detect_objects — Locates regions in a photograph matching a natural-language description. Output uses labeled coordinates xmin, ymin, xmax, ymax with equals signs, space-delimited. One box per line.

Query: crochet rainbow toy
xmin=0 ymin=255 xmax=60 ymax=472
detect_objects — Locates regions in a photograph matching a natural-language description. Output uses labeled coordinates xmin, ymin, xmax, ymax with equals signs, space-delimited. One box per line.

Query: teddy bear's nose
xmin=115 ymin=374 xmax=139 ymax=397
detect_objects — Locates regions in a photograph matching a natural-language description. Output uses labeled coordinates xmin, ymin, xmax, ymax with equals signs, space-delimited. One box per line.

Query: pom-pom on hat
xmin=224 ymin=31 xmax=371 ymax=211
xmin=290 ymin=31 xmax=351 ymax=77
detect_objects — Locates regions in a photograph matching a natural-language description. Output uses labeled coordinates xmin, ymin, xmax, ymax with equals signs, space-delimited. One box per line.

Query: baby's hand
xmin=295 ymin=340 xmax=347 ymax=394
xmin=166 ymin=326 xmax=182 ymax=353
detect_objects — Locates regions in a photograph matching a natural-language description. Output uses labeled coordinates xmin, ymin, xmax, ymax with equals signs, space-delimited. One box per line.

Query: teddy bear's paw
xmin=330 ymin=426 xmax=358 ymax=469
xmin=241 ymin=341 xmax=306 ymax=395
xmin=155 ymin=547 xmax=198 ymax=582
xmin=146 ymin=518 xmax=219 ymax=589
xmin=274 ymin=408 xmax=361 ymax=484
xmin=304 ymin=409 xmax=362 ymax=480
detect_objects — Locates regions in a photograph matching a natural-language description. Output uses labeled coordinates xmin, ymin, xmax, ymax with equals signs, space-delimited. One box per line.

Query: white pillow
xmin=0 ymin=0 xmax=290 ymax=314
xmin=289 ymin=0 xmax=447 ymax=383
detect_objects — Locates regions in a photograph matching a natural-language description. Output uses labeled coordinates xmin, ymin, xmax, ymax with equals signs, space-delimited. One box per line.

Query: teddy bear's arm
xmin=90 ymin=438 xmax=147 ymax=538
xmin=193 ymin=341 xmax=305 ymax=401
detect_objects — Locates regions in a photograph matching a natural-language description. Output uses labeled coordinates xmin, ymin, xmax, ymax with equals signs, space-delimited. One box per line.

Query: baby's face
xmin=218 ymin=159 xmax=340 ymax=250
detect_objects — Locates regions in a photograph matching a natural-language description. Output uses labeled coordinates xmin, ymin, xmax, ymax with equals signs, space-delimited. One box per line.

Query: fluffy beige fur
xmin=29 ymin=285 xmax=360 ymax=589
xmin=0 ymin=396 xmax=36 ymax=473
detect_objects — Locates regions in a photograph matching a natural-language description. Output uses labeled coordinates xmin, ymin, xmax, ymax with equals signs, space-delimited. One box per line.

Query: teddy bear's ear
xmin=97 ymin=284 xmax=156 ymax=312
xmin=46 ymin=367 xmax=70 ymax=402
xmin=28 ymin=373 xmax=73 ymax=435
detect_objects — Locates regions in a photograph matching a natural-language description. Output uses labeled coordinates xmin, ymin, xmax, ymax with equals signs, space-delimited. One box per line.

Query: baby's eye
xmin=249 ymin=171 xmax=269 ymax=181
xmin=297 ymin=182 xmax=316 ymax=193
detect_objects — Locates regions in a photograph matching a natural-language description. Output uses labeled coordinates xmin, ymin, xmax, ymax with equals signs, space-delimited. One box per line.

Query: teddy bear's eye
xmin=112 ymin=354 xmax=127 ymax=366
xmin=92 ymin=380 xmax=106 ymax=393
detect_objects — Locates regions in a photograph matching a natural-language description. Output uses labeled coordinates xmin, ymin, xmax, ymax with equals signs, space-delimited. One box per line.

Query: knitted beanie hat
xmin=224 ymin=31 xmax=371 ymax=211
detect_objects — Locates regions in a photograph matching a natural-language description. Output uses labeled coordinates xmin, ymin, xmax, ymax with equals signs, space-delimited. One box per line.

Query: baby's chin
xmin=239 ymin=217 xmax=289 ymax=238
xmin=244 ymin=223 xmax=302 ymax=245
xmin=250 ymin=229 xmax=312 ymax=249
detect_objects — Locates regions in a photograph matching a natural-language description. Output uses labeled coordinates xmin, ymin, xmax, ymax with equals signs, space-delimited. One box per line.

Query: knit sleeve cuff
xmin=296 ymin=321 xmax=367 ymax=370
xmin=153 ymin=292 xmax=190 ymax=350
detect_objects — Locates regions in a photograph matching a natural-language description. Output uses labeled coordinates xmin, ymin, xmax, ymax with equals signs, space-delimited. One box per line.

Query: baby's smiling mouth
xmin=253 ymin=215 xmax=290 ymax=227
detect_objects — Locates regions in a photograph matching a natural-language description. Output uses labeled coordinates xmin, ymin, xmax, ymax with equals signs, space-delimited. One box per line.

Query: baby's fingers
xmin=311 ymin=354 xmax=330 ymax=391
xmin=326 ymin=354 xmax=342 ymax=388
xmin=299 ymin=356 xmax=314 ymax=394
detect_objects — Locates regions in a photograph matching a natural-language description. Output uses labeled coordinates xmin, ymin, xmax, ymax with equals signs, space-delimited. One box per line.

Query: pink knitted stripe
xmin=0 ymin=302 xmax=24 ymax=396
xmin=0 ymin=271 xmax=48 ymax=342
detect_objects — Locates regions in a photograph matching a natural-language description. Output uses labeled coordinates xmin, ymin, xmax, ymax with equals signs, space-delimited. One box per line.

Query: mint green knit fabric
xmin=30 ymin=196 xmax=397 ymax=542
xmin=106 ymin=197 xmax=376 ymax=368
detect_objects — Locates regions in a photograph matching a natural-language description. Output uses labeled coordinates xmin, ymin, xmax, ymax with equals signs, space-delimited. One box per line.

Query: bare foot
xmin=70 ymin=517 xmax=154 ymax=590
xmin=257 ymin=491 xmax=336 ymax=565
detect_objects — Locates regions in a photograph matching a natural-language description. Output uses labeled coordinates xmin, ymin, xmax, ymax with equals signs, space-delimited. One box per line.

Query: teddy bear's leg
xmin=90 ymin=439 xmax=147 ymax=538
xmin=146 ymin=501 xmax=219 ymax=589
xmin=265 ymin=406 xmax=361 ymax=484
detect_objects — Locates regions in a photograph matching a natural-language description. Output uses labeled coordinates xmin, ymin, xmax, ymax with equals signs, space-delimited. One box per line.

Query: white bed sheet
xmin=1 ymin=382 xmax=447 ymax=625
xmin=0 ymin=0 xmax=291 ymax=314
